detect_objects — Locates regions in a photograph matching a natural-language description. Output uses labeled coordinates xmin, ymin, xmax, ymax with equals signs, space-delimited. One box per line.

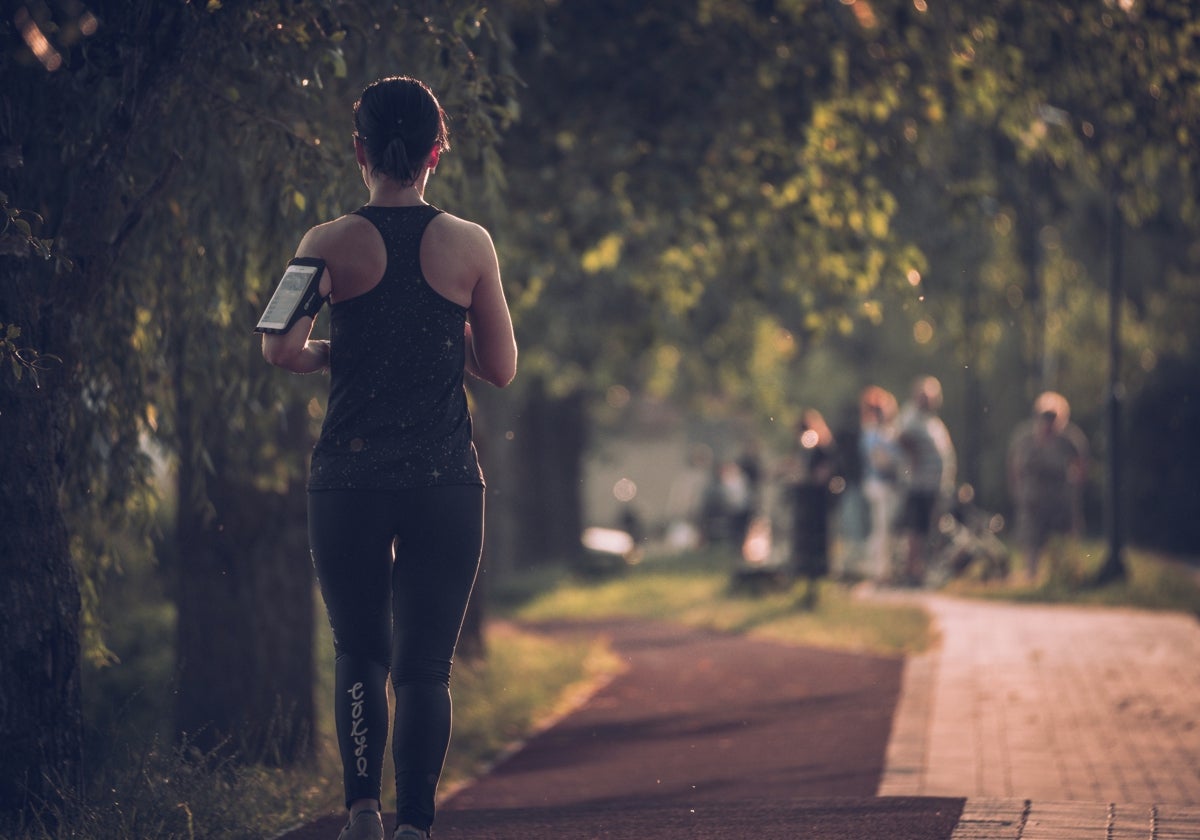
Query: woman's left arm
xmin=262 ymin=319 xmax=330 ymax=373
xmin=261 ymin=229 xmax=335 ymax=373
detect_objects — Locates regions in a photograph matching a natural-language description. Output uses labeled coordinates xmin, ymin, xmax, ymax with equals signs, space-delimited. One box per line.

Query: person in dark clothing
xmin=1007 ymin=391 xmax=1088 ymax=580
xmin=262 ymin=76 xmax=517 ymax=840
xmin=780 ymin=409 xmax=838 ymax=606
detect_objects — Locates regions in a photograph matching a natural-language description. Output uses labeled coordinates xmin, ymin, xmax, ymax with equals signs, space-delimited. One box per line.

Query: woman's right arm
xmin=463 ymin=224 xmax=517 ymax=387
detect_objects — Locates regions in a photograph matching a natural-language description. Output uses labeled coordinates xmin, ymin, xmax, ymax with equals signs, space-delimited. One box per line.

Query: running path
xmin=277 ymin=618 xmax=964 ymax=840
xmin=875 ymin=592 xmax=1200 ymax=838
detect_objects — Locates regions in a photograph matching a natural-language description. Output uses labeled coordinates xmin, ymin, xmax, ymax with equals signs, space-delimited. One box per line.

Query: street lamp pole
xmin=1098 ymin=178 xmax=1127 ymax=583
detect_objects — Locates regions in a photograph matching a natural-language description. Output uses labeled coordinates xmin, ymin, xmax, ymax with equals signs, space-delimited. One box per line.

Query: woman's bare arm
xmin=463 ymin=224 xmax=516 ymax=387
xmin=261 ymin=228 xmax=336 ymax=373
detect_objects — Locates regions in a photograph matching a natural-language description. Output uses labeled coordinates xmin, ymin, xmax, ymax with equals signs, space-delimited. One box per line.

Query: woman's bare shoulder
xmin=427 ymin=210 xmax=494 ymax=251
xmin=296 ymin=212 xmax=378 ymax=256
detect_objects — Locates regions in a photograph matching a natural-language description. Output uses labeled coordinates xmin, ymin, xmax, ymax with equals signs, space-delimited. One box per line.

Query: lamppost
xmin=1097 ymin=174 xmax=1127 ymax=583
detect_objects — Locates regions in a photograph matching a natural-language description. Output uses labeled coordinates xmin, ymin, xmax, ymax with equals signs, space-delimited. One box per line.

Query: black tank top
xmin=307 ymin=204 xmax=483 ymax=490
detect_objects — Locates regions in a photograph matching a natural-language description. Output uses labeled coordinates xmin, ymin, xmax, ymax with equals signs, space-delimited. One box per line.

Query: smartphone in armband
xmin=254 ymin=258 xmax=328 ymax=334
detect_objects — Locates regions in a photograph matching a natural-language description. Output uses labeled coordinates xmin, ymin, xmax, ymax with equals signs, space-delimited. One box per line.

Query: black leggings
xmin=308 ymin=485 xmax=483 ymax=830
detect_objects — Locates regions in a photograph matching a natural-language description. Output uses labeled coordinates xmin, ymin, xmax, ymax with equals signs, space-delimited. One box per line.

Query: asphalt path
xmin=279 ymin=619 xmax=963 ymax=840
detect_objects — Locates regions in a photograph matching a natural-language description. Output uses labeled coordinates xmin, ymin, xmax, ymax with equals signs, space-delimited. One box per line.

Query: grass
xmin=497 ymin=547 xmax=934 ymax=657
xmin=4 ymin=735 xmax=333 ymax=840
xmin=942 ymin=536 xmax=1200 ymax=615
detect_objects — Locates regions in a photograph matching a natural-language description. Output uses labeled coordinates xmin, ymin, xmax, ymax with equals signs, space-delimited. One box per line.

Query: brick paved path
xmin=876 ymin=593 xmax=1200 ymax=838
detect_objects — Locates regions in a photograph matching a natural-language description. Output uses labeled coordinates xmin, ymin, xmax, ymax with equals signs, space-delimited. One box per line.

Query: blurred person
xmin=262 ymin=76 xmax=517 ymax=840
xmin=832 ymin=401 xmax=868 ymax=579
xmin=895 ymin=376 xmax=956 ymax=586
xmin=1007 ymin=391 xmax=1089 ymax=581
xmin=780 ymin=408 xmax=838 ymax=605
xmin=735 ymin=438 xmax=765 ymax=525
xmin=721 ymin=457 xmax=755 ymax=551
xmin=859 ymin=385 xmax=902 ymax=583
xmin=699 ymin=457 xmax=731 ymax=545
xmin=695 ymin=455 xmax=756 ymax=548
xmin=665 ymin=444 xmax=713 ymax=549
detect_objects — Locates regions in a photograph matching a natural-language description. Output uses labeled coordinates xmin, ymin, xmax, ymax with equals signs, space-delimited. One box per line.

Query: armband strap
xmin=297 ymin=284 xmax=328 ymax=319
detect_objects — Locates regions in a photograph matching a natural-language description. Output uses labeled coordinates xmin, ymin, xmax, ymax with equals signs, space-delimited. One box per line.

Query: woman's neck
xmin=366 ymin=172 xmax=427 ymax=207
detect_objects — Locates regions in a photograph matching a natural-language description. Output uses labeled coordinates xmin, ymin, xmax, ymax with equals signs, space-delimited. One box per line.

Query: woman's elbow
xmin=471 ymin=338 xmax=516 ymax=387
xmin=482 ymin=351 xmax=517 ymax=388
xmin=483 ymin=359 xmax=516 ymax=388
xmin=262 ymin=337 xmax=295 ymax=370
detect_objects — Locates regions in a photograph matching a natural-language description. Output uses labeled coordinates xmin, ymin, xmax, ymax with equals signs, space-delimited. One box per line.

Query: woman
xmin=858 ymin=385 xmax=901 ymax=583
xmin=263 ymin=76 xmax=516 ymax=840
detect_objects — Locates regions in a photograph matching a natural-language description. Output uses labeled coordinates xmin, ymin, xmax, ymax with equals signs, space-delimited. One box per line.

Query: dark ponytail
xmin=353 ymin=76 xmax=450 ymax=184
xmin=378 ymin=135 xmax=413 ymax=182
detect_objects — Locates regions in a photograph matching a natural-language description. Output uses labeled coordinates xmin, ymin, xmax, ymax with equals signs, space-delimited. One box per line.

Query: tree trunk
xmin=0 ymin=261 xmax=83 ymax=817
xmin=173 ymin=401 xmax=314 ymax=764
xmin=468 ymin=379 xmax=589 ymax=572
xmin=469 ymin=382 xmax=522 ymax=577
xmin=512 ymin=381 xmax=588 ymax=568
xmin=456 ymin=382 xmax=520 ymax=659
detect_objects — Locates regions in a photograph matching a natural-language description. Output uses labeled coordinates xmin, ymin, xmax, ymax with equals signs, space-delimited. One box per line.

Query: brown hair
xmin=353 ymin=76 xmax=450 ymax=184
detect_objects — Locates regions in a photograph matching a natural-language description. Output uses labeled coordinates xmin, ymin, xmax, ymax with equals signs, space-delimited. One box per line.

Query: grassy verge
xmin=942 ymin=537 xmax=1200 ymax=615
xmin=496 ymin=547 xmax=933 ymax=657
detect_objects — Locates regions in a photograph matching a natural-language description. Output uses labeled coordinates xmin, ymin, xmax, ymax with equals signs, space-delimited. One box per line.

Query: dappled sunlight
xmin=15 ymin=6 xmax=60 ymax=71
xmin=14 ymin=3 xmax=98 ymax=72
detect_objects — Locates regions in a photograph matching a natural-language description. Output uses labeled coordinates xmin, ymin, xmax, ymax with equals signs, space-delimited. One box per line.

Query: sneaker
xmin=392 ymin=825 xmax=429 ymax=840
xmin=338 ymin=809 xmax=384 ymax=840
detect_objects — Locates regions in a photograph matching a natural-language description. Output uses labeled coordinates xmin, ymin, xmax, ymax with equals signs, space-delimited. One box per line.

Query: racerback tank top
xmin=307 ymin=204 xmax=483 ymax=491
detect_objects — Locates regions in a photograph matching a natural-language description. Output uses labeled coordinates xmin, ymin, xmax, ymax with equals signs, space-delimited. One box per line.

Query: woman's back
xmin=308 ymin=204 xmax=481 ymax=491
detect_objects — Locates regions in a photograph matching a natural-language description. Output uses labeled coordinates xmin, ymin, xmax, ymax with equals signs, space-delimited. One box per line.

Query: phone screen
xmin=256 ymin=263 xmax=321 ymax=333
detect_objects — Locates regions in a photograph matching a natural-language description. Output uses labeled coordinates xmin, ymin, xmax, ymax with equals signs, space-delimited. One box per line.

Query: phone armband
xmin=254 ymin=258 xmax=328 ymax=334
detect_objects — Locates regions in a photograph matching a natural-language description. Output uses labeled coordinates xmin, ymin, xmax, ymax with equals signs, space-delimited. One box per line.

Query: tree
xmin=1 ymin=0 xmax=208 ymax=813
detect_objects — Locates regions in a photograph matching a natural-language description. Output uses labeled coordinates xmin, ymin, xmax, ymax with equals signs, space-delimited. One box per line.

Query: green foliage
xmin=488 ymin=1 xmax=933 ymax=437
xmin=0 ymin=320 xmax=60 ymax=386
xmin=0 ymin=192 xmax=56 ymax=261
xmin=486 ymin=0 xmax=1200 ymax=460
